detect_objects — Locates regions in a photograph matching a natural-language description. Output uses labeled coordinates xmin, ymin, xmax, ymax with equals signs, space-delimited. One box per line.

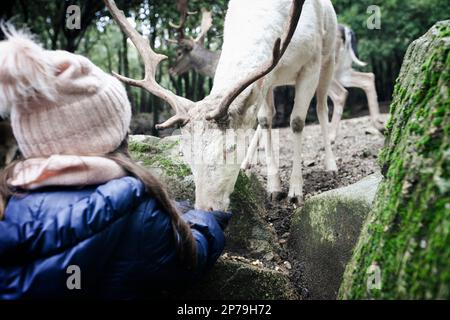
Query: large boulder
xmin=289 ymin=173 xmax=382 ymax=299
xmin=129 ymin=134 xmax=297 ymax=299
xmin=339 ymin=21 xmax=450 ymax=300
xmin=129 ymin=135 xmax=195 ymax=202
xmin=227 ymin=172 xmax=281 ymax=258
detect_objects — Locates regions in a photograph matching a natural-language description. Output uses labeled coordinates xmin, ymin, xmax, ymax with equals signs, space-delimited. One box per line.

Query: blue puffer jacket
xmin=0 ymin=177 xmax=226 ymax=299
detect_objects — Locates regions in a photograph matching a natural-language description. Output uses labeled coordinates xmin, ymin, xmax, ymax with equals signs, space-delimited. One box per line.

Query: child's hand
xmin=178 ymin=201 xmax=233 ymax=231
xmin=209 ymin=211 xmax=233 ymax=231
xmin=176 ymin=200 xmax=194 ymax=214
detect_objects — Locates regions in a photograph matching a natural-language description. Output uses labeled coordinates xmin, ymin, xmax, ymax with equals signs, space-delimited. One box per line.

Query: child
xmin=0 ymin=26 xmax=230 ymax=299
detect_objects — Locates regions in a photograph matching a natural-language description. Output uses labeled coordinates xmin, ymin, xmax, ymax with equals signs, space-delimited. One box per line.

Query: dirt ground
xmin=246 ymin=114 xmax=388 ymax=298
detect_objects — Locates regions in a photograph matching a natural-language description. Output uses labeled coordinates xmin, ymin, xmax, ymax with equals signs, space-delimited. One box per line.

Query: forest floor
xmin=243 ymin=114 xmax=389 ymax=298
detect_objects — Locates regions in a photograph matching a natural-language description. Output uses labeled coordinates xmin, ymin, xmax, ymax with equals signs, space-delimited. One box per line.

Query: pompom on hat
xmin=0 ymin=24 xmax=131 ymax=158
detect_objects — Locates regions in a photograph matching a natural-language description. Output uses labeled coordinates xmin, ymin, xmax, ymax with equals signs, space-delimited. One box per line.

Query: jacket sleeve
xmin=0 ymin=177 xmax=146 ymax=265
xmin=181 ymin=210 xmax=227 ymax=270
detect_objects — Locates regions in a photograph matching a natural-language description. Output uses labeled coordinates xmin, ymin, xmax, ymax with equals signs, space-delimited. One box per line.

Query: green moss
xmin=339 ymin=21 xmax=450 ymax=300
xmin=298 ymin=196 xmax=371 ymax=244
xmin=229 ymin=171 xmax=263 ymax=215
xmin=129 ymin=138 xmax=191 ymax=179
xmin=174 ymin=258 xmax=298 ymax=300
xmin=226 ymin=172 xmax=280 ymax=257
xmin=289 ymin=174 xmax=380 ymax=299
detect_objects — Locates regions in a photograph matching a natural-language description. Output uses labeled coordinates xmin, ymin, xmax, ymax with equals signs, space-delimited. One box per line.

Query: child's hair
xmin=0 ymin=138 xmax=198 ymax=269
xmin=0 ymin=162 xmax=15 ymax=220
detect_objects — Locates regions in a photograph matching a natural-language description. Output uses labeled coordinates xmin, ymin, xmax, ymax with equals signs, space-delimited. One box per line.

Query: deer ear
xmin=181 ymin=39 xmax=194 ymax=50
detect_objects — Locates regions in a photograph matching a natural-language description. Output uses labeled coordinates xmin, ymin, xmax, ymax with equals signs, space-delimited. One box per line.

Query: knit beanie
xmin=0 ymin=26 xmax=131 ymax=158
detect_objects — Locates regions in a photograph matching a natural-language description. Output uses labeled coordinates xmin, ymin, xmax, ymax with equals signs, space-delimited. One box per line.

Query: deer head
xmin=168 ymin=3 xmax=219 ymax=78
xmin=104 ymin=0 xmax=303 ymax=211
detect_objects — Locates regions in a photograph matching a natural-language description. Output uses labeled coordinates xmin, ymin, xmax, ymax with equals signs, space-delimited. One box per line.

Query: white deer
xmin=168 ymin=5 xmax=220 ymax=78
xmin=105 ymin=0 xmax=338 ymax=210
xmin=328 ymin=24 xmax=384 ymax=141
xmin=241 ymin=24 xmax=384 ymax=171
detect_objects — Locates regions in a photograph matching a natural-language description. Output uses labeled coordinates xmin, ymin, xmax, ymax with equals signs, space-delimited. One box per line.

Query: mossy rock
xmin=129 ymin=135 xmax=191 ymax=179
xmin=339 ymin=21 xmax=450 ymax=300
xmin=289 ymin=173 xmax=382 ymax=299
xmin=226 ymin=172 xmax=281 ymax=258
xmin=129 ymin=135 xmax=289 ymax=299
xmin=177 ymin=258 xmax=298 ymax=300
xmin=129 ymin=135 xmax=195 ymax=203
xmin=129 ymin=135 xmax=279 ymax=258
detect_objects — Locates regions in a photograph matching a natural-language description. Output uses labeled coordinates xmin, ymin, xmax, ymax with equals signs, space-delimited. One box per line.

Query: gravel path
xmin=248 ymin=115 xmax=388 ymax=236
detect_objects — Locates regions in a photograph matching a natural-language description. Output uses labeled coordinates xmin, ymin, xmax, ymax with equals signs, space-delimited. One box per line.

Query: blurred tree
xmin=4 ymin=0 xmax=447 ymax=131
xmin=8 ymin=0 xmax=103 ymax=51
xmin=0 ymin=0 xmax=16 ymax=40
xmin=334 ymin=0 xmax=450 ymax=101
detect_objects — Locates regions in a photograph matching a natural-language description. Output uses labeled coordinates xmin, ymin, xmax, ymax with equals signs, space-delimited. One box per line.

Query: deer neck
xmin=188 ymin=46 xmax=221 ymax=78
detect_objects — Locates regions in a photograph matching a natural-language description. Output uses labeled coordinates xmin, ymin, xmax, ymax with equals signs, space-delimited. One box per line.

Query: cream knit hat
xmin=0 ymin=27 xmax=131 ymax=158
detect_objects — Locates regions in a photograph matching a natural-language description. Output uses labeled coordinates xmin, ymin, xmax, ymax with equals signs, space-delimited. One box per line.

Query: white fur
xmin=344 ymin=26 xmax=367 ymax=67
xmin=183 ymin=0 xmax=338 ymax=209
xmin=243 ymin=24 xmax=383 ymax=169
xmin=329 ymin=26 xmax=383 ymax=140
xmin=0 ymin=24 xmax=56 ymax=117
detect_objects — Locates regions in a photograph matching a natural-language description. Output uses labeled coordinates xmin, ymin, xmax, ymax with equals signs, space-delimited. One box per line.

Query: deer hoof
xmin=240 ymin=162 xmax=253 ymax=171
xmin=375 ymin=121 xmax=386 ymax=134
xmin=325 ymin=160 xmax=338 ymax=172
xmin=289 ymin=195 xmax=304 ymax=206
xmin=329 ymin=132 xmax=337 ymax=144
xmin=288 ymin=186 xmax=303 ymax=205
xmin=269 ymin=191 xmax=287 ymax=202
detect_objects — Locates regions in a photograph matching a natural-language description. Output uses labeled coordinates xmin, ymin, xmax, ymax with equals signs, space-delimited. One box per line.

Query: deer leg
xmin=258 ymin=88 xmax=282 ymax=200
xmin=344 ymin=70 xmax=384 ymax=131
xmin=241 ymin=124 xmax=262 ymax=170
xmin=317 ymin=58 xmax=338 ymax=172
xmin=289 ymin=64 xmax=321 ymax=204
xmin=329 ymin=79 xmax=348 ymax=142
xmin=241 ymin=88 xmax=276 ymax=170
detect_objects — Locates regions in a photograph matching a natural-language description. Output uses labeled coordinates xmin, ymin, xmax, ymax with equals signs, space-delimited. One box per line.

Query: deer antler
xmin=206 ymin=0 xmax=304 ymax=121
xmin=104 ymin=0 xmax=193 ymax=129
xmin=169 ymin=10 xmax=198 ymax=29
xmin=168 ymin=0 xmax=197 ymax=41
xmin=194 ymin=8 xmax=213 ymax=45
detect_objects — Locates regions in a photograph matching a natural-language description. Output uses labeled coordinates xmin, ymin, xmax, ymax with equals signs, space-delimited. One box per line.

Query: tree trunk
xmin=198 ymin=75 xmax=206 ymax=100
xmin=182 ymin=73 xmax=190 ymax=100
xmin=105 ymin=42 xmax=113 ymax=73
xmin=122 ymin=32 xmax=135 ymax=113
xmin=0 ymin=0 xmax=15 ymax=40
xmin=139 ymin=67 xmax=147 ymax=114
xmin=118 ymin=47 xmax=123 ymax=75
